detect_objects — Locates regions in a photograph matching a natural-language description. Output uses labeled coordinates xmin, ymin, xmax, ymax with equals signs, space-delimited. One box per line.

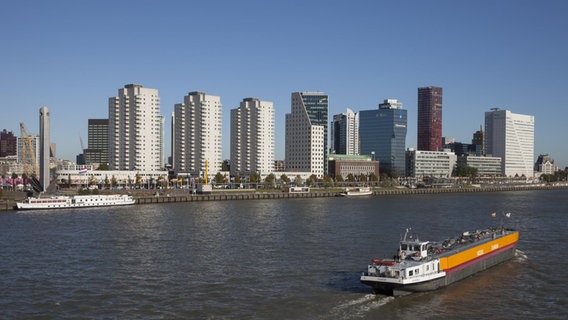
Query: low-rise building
xmin=328 ymin=154 xmax=379 ymax=180
xmin=406 ymin=149 xmax=456 ymax=178
xmin=458 ymin=155 xmax=502 ymax=177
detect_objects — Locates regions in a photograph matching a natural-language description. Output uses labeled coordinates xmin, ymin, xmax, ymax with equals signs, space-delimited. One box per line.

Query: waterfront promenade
xmin=1 ymin=183 xmax=567 ymax=211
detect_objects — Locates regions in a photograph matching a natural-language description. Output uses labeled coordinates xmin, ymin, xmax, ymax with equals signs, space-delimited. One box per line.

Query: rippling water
xmin=0 ymin=190 xmax=566 ymax=319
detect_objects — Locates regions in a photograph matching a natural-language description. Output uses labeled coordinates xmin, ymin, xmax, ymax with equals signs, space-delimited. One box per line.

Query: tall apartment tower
xmin=331 ymin=108 xmax=359 ymax=155
xmin=417 ymin=86 xmax=443 ymax=151
xmin=230 ymin=98 xmax=275 ymax=177
xmin=108 ymin=84 xmax=162 ymax=171
xmin=84 ymin=119 xmax=109 ymax=165
xmin=173 ymin=91 xmax=222 ymax=177
xmin=39 ymin=106 xmax=50 ymax=191
xmin=485 ymin=109 xmax=534 ymax=177
xmin=360 ymin=99 xmax=407 ymax=176
xmin=285 ymin=92 xmax=328 ymax=177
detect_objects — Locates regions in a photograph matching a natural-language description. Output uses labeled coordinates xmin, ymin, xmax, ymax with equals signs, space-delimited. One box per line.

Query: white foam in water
xmin=329 ymin=294 xmax=395 ymax=319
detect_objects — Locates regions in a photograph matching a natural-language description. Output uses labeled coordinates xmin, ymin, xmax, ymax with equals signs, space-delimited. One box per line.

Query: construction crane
xmin=20 ymin=122 xmax=39 ymax=177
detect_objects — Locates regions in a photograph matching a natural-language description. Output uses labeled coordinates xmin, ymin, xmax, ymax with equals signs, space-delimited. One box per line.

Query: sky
xmin=1 ymin=0 xmax=567 ymax=168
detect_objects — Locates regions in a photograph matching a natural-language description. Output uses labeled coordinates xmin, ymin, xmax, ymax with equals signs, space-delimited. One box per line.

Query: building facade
xmin=328 ymin=154 xmax=379 ymax=180
xmin=417 ymin=86 xmax=443 ymax=151
xmin=485 ymin=109 xmax=534 ymax=177
xmin=406 ymin=149 xmax=457 ymax=178
xmin=331 ymin=108 xmax=359 ymax=155
xmin=0 ymin=129 xmax=17 ymax=157
xmin=84 ymin=119 xmax=109 ymax=165
xmin=285 ymin=92 xmax=328 ymax=177
xmin=173 ymin=91 xmax=222 ymax=178
xmin=457 ymin=155 xmax=502 ymax=177
xmin=108 ymin=84 xmax=162 ymax=172
xmin=230 ymin=97 xmax=275 ymax=176
xmin=534 ymin=154 xmax=559 ymax=175
xmin=359 ymin=99 xmax=407 ymax=176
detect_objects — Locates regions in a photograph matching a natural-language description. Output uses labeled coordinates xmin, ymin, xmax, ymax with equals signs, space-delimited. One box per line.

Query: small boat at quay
xmin=16 ymin=194 xmax=135 ymax=210
xmin=340 ymin=187 xmax=373 ymax=197
xmin=360 ymin=227 xmax=519 ymax=296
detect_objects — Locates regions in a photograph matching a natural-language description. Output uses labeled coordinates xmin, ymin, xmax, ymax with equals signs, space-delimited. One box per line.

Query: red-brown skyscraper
xmin=417 ymin=86 xmax=443 ymax=151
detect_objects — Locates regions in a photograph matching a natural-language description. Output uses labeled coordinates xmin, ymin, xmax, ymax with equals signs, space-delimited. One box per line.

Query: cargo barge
xmin=360 ymin=227 xmax=519 ymax=296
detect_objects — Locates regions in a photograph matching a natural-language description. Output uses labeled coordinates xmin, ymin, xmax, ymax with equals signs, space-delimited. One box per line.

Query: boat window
xmin=426 ymin=265 xmax=429 ymax=271
xmin=413 ymin=245 xmax=420 ymax=251
xmin=415 ymin=269 xmax=419 ymax=275
xmin=401 ymin=244 xmax=408 ymax=250
xmin=409 ymin=270 xmax=413 ymax=276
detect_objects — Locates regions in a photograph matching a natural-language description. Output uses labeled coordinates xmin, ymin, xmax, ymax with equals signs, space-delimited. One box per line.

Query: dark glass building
xmin=359 ymin=99 xmax=407 ymax=176
xmin=84 ymin=119 xmax=109 ymax=165
xmin=417 ymin=86 xmax=443 ymax=151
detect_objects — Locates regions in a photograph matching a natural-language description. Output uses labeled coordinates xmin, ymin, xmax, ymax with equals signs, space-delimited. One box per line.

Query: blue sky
xmin=2 ymin=0 xmax=567 ymax=168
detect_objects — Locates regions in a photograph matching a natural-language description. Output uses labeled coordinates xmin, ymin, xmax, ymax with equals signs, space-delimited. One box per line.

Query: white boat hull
xmin=16 ymin=195 xmax=135 ymax=210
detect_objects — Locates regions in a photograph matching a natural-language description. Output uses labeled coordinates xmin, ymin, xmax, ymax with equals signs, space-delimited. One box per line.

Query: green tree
xmin=280 ymin=174 xmax=290 ymax=185
xmin=11 ymin=173 xmax=18 ymax=191
xmin=97 ymin=163 xmax=109 ymax=170
xmin=215 ymin=172 xmax=226 ymax=184
xmin=264 ymin=173 xmax=276 ymax=188
xmin=307 ymin=174 xmax=318 ymax=187
xmin=322 ymin=174 xmax=333 ymax=187
xmin=346 ymin=173 xmax=355 ymax=182
xmin=294 ymin=175 xmax=303 ymax=186
xmin=111 ymin=175 xmax=118 ymax=188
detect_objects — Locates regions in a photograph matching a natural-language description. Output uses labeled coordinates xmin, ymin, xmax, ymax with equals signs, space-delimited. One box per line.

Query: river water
xmin=0 ymin=189 xmax=566 ymax=319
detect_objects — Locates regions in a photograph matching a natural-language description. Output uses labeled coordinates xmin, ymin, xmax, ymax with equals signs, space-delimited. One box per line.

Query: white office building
xmin=406 ymin=149 xmax=457 ymax=178
xmin=173 ymin=91 xmax=222 ymax=178
xmin=108 ymin=84 xmax=162 ymax=172
xmin=230 ymin=98 xmax=275 ymax=177
xmin=485 ymin=109 xmax=534 ymax=178
xmin=458 ymin=155 xmax=502 ymax=177
xmin=285 ymin=92 xmax=328 ymax=177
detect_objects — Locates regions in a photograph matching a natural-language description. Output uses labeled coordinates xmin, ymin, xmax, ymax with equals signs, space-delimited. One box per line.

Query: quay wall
xmin=2 ymin=184 xmax=567 ymax=211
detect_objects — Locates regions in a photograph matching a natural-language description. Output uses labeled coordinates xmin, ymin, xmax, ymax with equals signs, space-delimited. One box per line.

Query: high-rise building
xmin=472 ymin=126 xmax=484 ymax=156
xmin=417 ymin=86 xmax=443 ymax=151
xmin=285 ymin=92 xmax=328 ymax=177
xmin=108 ymin=84 xmax=162 ymax=171
xmin=230 ymin=98 xmax=275 ymax=177
xmin=84 ymin=119 xmax=108 ymax=165
xmin=173 ymin=91 xmax=222 ymax=177
xmin=360 ymin=99 xmax=407 ymax=176
xmin=0 ymin=129 xmax=17 ymax=157
xmin=331 ymin=108 xmax=359 ymax=155
xmin=485 ymin=109 xmax=534 ymax=177
xmin=39 ymin=106 xmax=50 ymax=191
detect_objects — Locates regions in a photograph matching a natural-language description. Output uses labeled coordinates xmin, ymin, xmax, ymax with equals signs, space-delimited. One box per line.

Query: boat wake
xmin=515 ymin=249 xmax=528 ymax=262
xmin=327 ymin=294 xmax=395 ymax=319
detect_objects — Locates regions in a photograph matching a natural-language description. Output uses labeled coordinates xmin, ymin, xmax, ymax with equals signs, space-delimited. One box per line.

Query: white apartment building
xmin=173 ymin=91 xmax=222 ymax=178
xmin=230 ymin=98 xmax=275 ymax=176
xmin=108 ymin=84 xmax=162 ymax=172
xmin=285 ymin=92 xmax=328 ymax=177
xmin=485 ymin=109 xmax=534 ymax=178
xmin=406 ymin=149 xmax=457 ymax=178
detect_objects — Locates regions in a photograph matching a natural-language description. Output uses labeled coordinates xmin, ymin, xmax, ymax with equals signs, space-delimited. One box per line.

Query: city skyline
xmin=1 ymin=1 xmax=567 ymax=167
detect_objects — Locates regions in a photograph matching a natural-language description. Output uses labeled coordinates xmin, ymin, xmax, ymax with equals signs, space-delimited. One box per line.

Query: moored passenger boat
xmin=360 ymin=227 xmax=519 ymax=296
xmin=16 ymin=194 xmax=135 ymax=210
xmin=340 ymin=187 xmax=373 ymax=197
